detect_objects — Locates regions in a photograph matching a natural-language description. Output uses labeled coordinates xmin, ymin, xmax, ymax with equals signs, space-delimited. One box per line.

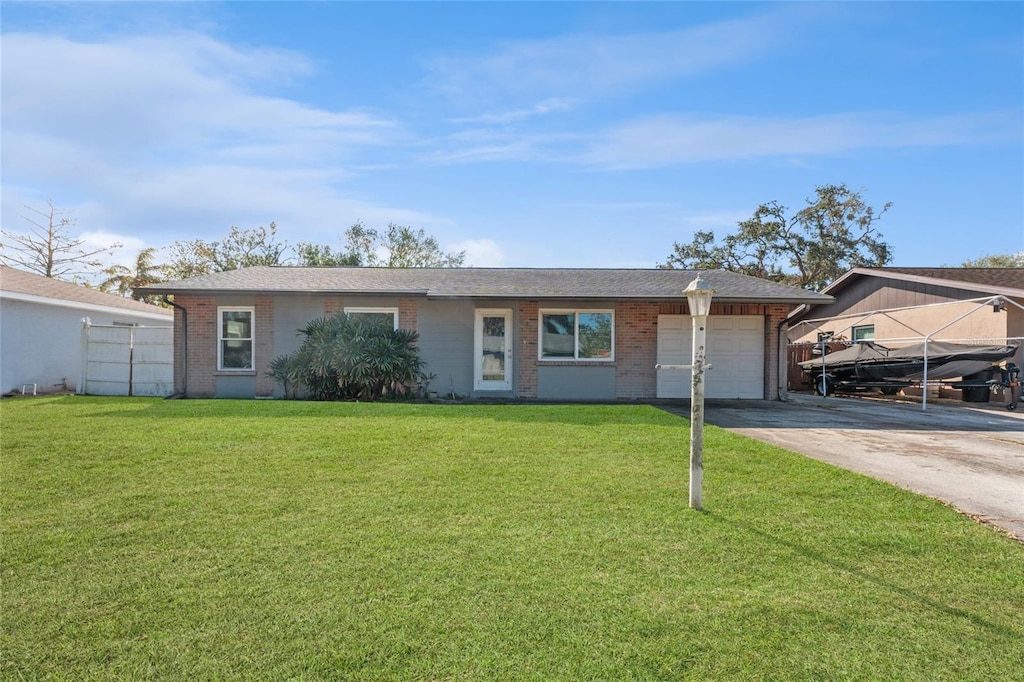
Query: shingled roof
xmin=823 ymin=267 xmax=1024 ymax=298
xmin=140 ymin=266 xmax=833 ymax=304
xmin=0 ymin=266 xmax=172 ymax=316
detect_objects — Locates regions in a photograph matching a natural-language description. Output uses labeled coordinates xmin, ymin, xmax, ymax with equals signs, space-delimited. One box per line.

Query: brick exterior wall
xmin=517 ymin=301 xmax=539 ymax=398
xmin=324 ymin=296 xmax=345 ymax=316
xmin=177 ymin=294 xmax=217 ymax=397
xmin=172 ymin=305 xmax=186 ymax=395
xmin=615 ymin=302 xmax=660 ymax=399
xmin=255 ymin=295 xmax=275 ymax=397
xmin=172 ymin=294 xmax=275 ymax=398
xmin=168 ymin=291 xmax=794 ymax=401
xmin=398 ymin=297 xmax=418 ymax=331
xmin=764 ymin=304 xmax=791 ymax=400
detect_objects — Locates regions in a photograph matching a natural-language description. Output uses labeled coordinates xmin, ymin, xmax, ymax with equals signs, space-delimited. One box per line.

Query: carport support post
xmin=685 ymin=277 xmax=715 ymax=510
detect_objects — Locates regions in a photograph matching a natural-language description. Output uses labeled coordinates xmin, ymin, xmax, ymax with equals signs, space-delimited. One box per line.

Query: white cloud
xmin=450 ymin=238 xmax=506 ymax=267
xmin=450 ymin=98 xmax=579 ymax=124
xmin=584 ymin=112 xmax=1023 ymax=169
xmin=1 ymin=31 xmax=418 ymax=250
xmin=425 ymin=8 xmax=807 ymax=104
xmin=3 ymin=33 xmax=395 ymax=162
xmin=418 ymin=128 xmax=582 ymax=166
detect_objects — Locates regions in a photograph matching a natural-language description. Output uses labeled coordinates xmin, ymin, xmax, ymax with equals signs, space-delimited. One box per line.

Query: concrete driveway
xmin=692 ymin=394 xmax=1024 ymax=541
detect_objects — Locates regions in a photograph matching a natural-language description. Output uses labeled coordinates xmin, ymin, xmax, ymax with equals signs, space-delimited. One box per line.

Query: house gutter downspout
xmin=164 ymin=296 xmax=187 ymax=397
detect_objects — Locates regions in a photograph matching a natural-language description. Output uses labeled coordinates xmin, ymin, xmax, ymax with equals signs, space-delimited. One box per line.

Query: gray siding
xmin=216 ymin=374 xmax=256 ymax=398
xmin=416 ymin=299 xmax=477 ymax=397
xmin=537 ymin=365 xmax=616 ymax=400
xmin=341 ymin=295 xmax=402 ymax=310
xmin=273 ymin=294 xmax=323 ymax=358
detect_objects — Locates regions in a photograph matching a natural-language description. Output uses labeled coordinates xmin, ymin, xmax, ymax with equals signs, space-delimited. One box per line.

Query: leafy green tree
xmin=661 ymin=184 xmax=892 ymax=290
xmin=99 ymin=247 xmax=166 ymax=303
xmin=960 ymin=252 xmax=1024 ymax=268
xmin=337 ymin=221 xmax=465 ymax=268
xmin=164 ymin=222 xmax=289 ymax=278
xmin=1 ymin=200 xmax=121 ymax=280
xmin=294 ymin=242 xmax=361 ymax=267
xmin=268 ymin=313 xmax=429 ymax=401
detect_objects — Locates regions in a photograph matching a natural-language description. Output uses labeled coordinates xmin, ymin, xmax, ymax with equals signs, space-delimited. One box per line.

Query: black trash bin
xmin=960 ymin=369 xmax=993 ymax=403
xmin=961 ymin=386 xmax=991 ymax=402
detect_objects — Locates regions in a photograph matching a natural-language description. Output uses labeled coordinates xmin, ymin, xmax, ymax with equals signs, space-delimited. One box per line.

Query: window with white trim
xmin=852 ymin=324 xmax=875 ymax=343
xmin=344 ymin=307 xmax=399 ymax=330
xmin=218 ymin=307 xmax=254 ymax=370
xmin=539 ymin=310 xmax=614 ymax=361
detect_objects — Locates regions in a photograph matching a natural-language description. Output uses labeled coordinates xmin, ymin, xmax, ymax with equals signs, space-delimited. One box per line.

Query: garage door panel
xmin=737 ymin=336 xmax=763 ymax=353
xmin=657 ymin=315 xmax=764 ymax=399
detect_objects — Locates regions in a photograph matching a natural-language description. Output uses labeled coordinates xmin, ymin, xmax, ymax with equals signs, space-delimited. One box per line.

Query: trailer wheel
xmin=815 ymin=375 xmax=835 ymax=397
xmin=880 ymin=386 xmax=900 ymax=396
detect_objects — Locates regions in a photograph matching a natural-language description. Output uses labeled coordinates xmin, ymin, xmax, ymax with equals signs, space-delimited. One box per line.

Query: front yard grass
xmin=2 ymin=396 xmax=1022 ymax=680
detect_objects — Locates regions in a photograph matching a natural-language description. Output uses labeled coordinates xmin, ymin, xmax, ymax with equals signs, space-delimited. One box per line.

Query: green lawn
xmin=2 ymin=397 xmax=1022 ymax=680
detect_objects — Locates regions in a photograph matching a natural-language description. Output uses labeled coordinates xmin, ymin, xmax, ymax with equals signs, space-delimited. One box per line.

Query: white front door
xmin=474 ymin=309 xmax=513 ymax=391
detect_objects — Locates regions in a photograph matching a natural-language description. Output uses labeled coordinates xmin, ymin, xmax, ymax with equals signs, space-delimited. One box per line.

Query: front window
xmin=219 ymin=307 xmax=254 ymax=370
xmin=852 ymin=325 xmax=875 ymax=343
xmin=345 ymin=307 xmax=399 ymax=330
xmin=539 ymin=310 xmax=614 ymax=361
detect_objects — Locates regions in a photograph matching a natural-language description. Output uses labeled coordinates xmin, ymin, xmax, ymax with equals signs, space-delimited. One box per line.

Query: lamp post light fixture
xmin=684 ymin=276 xmax=715 ymax=510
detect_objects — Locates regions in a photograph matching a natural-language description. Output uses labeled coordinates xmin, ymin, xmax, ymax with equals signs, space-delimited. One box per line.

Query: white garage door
xmin=657 ymin=315 xmax=765 ymax=399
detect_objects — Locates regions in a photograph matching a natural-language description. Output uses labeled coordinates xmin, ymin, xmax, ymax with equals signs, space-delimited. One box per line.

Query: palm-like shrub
xmin=268 ymin=313 xmax=429 ymax=401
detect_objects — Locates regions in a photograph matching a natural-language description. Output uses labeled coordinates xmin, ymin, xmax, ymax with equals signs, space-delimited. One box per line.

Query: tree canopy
xmin=660 ymin=184 xmax=893 ymax=290
xmin=163 ymin=220 xmax=465 ymax=276
xmin=309 ymin=221 xmax=465 ymax=268
xmin=0 ymin=200 xmax=121 ymax=280
xmin=98 ymin=247 xmax=166 ymax=304
xmin=960 ymin=252 xmax=1024 ymax=268
xmin=163 ymin=222 xmax=290 ymax=279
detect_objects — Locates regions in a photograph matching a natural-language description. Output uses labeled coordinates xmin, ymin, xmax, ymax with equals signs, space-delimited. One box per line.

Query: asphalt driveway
xmin=680 ymin=394 xmax=1024 ymax=541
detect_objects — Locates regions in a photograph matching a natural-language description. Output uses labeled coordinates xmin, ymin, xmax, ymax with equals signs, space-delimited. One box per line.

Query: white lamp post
xmin=684 ymin=277 xmax=715 ymax=510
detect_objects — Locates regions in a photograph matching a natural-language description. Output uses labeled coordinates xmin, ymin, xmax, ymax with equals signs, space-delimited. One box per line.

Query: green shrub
xmin=268 ymin=313 xmax=429 ymax=400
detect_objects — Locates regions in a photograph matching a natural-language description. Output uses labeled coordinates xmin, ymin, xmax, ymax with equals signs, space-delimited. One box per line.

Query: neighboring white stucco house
xmin=0 ymin=266 xmax=173 ymax=395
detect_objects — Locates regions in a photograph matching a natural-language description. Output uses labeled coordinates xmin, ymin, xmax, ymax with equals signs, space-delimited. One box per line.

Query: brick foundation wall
xmin=517 ymin=301 xmax=538 ymax=398
xmin=615 ymin=302 xmax=660 ymax=399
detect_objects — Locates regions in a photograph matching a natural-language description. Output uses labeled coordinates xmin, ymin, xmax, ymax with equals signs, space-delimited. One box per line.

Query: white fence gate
xmin=79 ymin=319 xmax=174 ymax=397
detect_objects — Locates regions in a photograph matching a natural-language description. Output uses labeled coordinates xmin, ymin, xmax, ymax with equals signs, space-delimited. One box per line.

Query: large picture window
xmin=539 ymin=310 xmax=614 ymax=361
xmin=344 ymin=307 xmax=399 ymax=330
xmin=218 ymin=307 xmax=254 ymax=370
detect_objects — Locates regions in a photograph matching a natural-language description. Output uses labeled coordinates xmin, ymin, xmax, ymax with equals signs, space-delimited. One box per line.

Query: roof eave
xmin=824 ymin=267 xmax=1024 ymax=298
xmin=139 ymin=287 xmax=432 ymax=296
xmin=142 ymin=287 xmax=830 ymax=305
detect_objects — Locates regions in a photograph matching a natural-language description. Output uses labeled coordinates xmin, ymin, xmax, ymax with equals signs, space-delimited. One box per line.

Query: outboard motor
xmin=1006 ymin=363 xmax=1020 ymax=411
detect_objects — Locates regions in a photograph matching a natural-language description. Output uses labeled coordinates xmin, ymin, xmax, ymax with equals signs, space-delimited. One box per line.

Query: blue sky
xmin=2 ymin=2 xmax=1022 ymax=273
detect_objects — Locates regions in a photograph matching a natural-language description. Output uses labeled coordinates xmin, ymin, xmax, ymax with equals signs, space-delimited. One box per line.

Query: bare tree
xmin=1 ymin=200 xmax=121 ymax=280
